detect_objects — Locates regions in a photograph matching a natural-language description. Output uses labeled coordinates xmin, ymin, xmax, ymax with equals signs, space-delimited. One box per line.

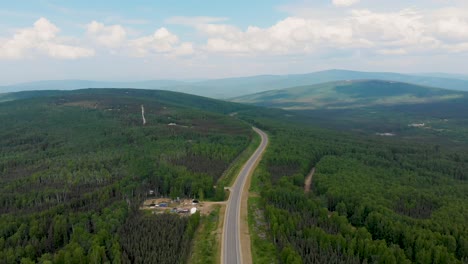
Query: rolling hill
xmin=232 ymin=80 xmax=467 ymax=110
xmin=2 ymin=69 xmax=468 ymax=99
xmin=2 ymin=88 xmax=468 ymax=263
xmin=0 ymin=79 xmax=187 ymax=93
xmin=0 ymin=88 xmax=251 ymax=114
xmin=0 ymin=88 xmax=260 ymax=264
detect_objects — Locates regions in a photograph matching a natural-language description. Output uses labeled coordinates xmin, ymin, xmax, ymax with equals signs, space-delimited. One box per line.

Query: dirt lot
xmin=140 ymin=198 xmax=225 ymax=216
xmin=199 ymin=201 xmax=226 ymax=215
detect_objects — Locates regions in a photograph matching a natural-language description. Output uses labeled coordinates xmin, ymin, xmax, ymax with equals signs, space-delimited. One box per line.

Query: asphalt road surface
xmin=222 ymin=127 xmax=268 ymax=264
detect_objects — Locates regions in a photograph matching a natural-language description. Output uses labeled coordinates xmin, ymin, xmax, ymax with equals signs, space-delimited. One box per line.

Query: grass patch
xmin=248 ymin=163 xmax=277 ymax=264
xmin=188 ymin=206 xmax=221 ymax=264
xmin=248 ymin=195 xmax=278 ymax=264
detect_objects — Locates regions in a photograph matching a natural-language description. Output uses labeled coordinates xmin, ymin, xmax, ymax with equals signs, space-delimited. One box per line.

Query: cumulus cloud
xmin=86 ymin=21 xmax=127 ymax=48
xmin=429 ymin=7 xmax=468 ymax=51
xmin=3 ymin=7 xmax=468 ymax=61
xmin=194 ymin=7 xmax=468 ymax=56
xmin=350 ymin=9 xmax=440 ymax=50
xmin=333 ymin=0 xmax=360 ymax=7
xmin=0 ymin=17 xmax=94 ymax=59
xmin=436 ymin=18 xmax=468 ymax=41
xmin=172 ymin=42 xmax=195 ymax=56
xmin=86 ymin=21 xmax=194 ymax=57
xmin=199 ymin=18 xmax=358 ymax=55
xmin=130 ymin=27 xmax=185 ymax=56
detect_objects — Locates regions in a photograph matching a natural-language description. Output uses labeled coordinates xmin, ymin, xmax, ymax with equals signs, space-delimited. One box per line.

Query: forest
xmin=2 ymin=88 xmax=468 ymax=263
xmin=249 ymin=119 xmax=468 ymax=263
xmin=292 ymin=96 xmax=468 ymax=145
xmin=0 ymin=89 xmax=252 ymax=263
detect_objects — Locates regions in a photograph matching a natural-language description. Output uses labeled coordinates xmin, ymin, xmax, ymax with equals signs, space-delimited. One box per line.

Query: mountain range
xmin=232 ymin=80 xmax=467 ymax=110
xmin=2 ymin=70 xmax=468 ymax=99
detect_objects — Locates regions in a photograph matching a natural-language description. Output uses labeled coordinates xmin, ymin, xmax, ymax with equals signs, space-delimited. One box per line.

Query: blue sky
xmin=1 ymin=0 xmax=467 ymax=84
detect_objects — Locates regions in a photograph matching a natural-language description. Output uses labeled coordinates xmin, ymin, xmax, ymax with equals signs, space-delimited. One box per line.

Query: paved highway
xmin=222 ymin=127 xmax=268 ymax=264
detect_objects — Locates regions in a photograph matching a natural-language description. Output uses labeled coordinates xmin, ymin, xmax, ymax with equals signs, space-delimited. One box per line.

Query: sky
xmin=0 ymin=0 xmax=468 ymax=84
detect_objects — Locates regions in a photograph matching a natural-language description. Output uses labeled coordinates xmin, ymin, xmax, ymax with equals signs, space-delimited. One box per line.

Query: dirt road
xmin=304 ymin=167 xmax=316 ymax=193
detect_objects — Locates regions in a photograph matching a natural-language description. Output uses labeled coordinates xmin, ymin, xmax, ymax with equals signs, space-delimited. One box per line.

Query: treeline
xmin=0 ymin=91 xmax=251 ymax=263
xmin=0 ymin=201 xmax=128 ymax=263
xmin=251 ymin=124 xmax=468 ymax=263
xmin=120 ymin=212 xmax=200 ymax=264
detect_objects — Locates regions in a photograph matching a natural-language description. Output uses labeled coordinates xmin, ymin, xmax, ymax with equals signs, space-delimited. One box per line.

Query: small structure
xmin=159 ymin=203 xmax=168 ymax=207
xmin=177 ymin=208 xmax=190 ymax=214
xmin=168 ymin=123 xmax=177 ymax=126
xmin=409 ymin=123 xmax=425 ymax=127
xmin=376 ymin=132 xmax=395 ymax=137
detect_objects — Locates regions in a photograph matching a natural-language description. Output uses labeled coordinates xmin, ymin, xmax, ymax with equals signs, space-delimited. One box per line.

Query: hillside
xmin=0 ymin=88 xmax=251 ymax=113
xmin=249 ymin=117 xmax=468 ymax=264
xmin=2 ymin=70 xmax=468 ymax=99
xmin=2 ymin=88 xmax=468 ymax=264
xmin=416 ymin=73 xmax=468 ymax=81
xmin=0 ymin=88 xmax=256 ymax=263
xmin=232 ymin=80 xmax=466 ymax=110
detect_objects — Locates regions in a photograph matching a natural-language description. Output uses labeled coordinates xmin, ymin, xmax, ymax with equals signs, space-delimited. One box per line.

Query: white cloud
xmin=350 ymin=9 xmax=440 ymax=50
xmin=195 ymin=7 xmax=468 ymax=56
xmin=436 ymin=18 xmax=468 ymax=40
xmin=129 ymin=27 xmax=178 ymax=55
xmin=1 ymin=19 xmax=193 ymax=60
xmin=443 ymin=42 xmax=468 ymax=53
xmin=0 ymin=17 xmax=94 ymax=59
xmin=86 ymin=21 xmax=127 ymax=48
xmin=129 ymin=27 xmax=193 ymax=56
xmin=199 ymin=18 xmax=357 ymax=55
xmin=86 ymin=21 xmax=195 ymax=57
xmin=3 ymin=6 xmax=468 ymax=62
xmin=40 ymin=43 xmax=94 ymax=59
xmin=333 ymin=0 xmax=360 ymax=7
xmin=172 ymin=42 xmax=195 ymax=56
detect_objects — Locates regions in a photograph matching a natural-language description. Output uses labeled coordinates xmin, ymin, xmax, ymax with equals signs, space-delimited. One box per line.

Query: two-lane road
xmin=222 ymin=127 xmax=268 ymax=264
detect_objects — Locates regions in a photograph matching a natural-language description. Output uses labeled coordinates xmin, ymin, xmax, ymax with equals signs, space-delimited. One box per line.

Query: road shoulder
xmin=240 ymin=129 xmax=268 ymax=264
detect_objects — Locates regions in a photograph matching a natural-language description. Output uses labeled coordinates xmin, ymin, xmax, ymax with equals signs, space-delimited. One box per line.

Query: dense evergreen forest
xmin=0 ymin=89 xmax=252 ymax=263
xmin=2 ymin=88 xmax=468 ymax=263
xmin=292 ymin=96 xmax=468 ymax=145
xmin=251 ymin=120 xmax=468 ymax=263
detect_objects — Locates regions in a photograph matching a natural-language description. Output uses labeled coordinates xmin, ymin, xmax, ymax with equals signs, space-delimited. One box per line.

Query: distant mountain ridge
xmin=232 ymin=80 xmax=467 ymax=110
xmin=0 ymin=79 xmax=187 ymax=92
xmin=1 ymin=69 xmax=468 ymax=99
xmin=415 ymin=73 xmax=468 ymax=81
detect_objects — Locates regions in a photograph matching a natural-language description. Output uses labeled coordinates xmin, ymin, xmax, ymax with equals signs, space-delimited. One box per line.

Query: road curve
xmin=222 ymin=127 xmax=268 ymax=264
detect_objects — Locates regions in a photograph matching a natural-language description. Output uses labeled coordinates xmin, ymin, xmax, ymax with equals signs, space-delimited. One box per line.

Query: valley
xmin=2 ymin=1 xmax=468 ymax=263
xmin=0 ymin=89 xmax=253 ymax=263
xmin=1 ymin=75 xmax=468 ymax=264
xmin=3 ymin=69 xmax=468 ymax=99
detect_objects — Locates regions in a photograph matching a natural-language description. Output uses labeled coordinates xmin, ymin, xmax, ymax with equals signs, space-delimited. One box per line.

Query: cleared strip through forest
xmin=304 ymin=167 xmax=315 ymax=193
xmin=141 ymin=105 xmax=146 ymax=125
